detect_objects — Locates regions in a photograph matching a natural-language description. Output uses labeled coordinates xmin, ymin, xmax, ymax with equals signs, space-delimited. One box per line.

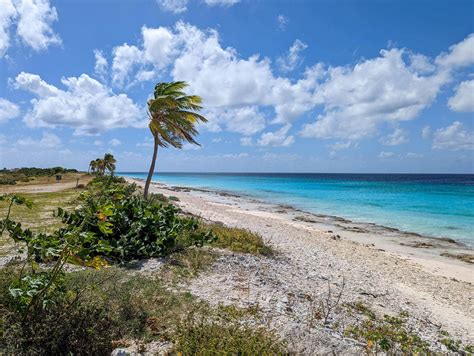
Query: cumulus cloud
xmin=0 ymin=98 xmax=20 ymax=123
xmin=0 ymin=0 xmax=17 ymax=56
xmin=301 ymin=48 xmax=448 ymax=140
xmin=435 ymin=33 xmax=474 ymax=69
xmin=205 ymin=106 xmax=266 ymax=135
xmin=379 ymin=128 xmax=409 ymax=146
xmin=109 ymin=138 xmax=121 ymax=146
xmin=101 ymin=24 xmax=473 ymax=145
xmin=257 ymin=124 xmax=294 ymax=147
xmin=329 ymin=141 xmax=356 ymax=151
xmin=15 ymin=0 xmax=61 ymax=51
xmin=277 ymin=39 xmax=308 ymax=72
xmin=448 ymin=79 xmax=474 ymax=112
xmin=432 ymin=121 xmax=474 ymax=150
xmin=17 ymin=132 xmax=61 ymax=148
xmin=378 ymin=151 xmax=395 ymax=159
xmin=0 ymin=0 xmax=61 ymax=55
xmin=14 ymin=71 xmax=144 ymax=135
xmin=204 ymin=0 xmax=240 ymax=6
xmin=94 ymin=49 xmax=108 ymax=81
xmin=156 ymin=0 xmax=188 ymax=13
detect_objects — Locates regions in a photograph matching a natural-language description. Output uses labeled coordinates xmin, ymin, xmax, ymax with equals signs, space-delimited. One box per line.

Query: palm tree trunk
xmin=144 ymin=136 xmax=159 ymax=199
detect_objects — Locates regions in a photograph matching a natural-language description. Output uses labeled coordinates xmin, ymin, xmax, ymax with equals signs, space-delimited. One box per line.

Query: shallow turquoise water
xmin=119 ymin=173 xmax=474 ymax=246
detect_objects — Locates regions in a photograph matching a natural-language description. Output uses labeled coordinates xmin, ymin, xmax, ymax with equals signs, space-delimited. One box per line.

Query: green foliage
xmin=175 ymin=312 xmax=286 ymax=354
xmin=345 ymin=305 xmax=430 ymax=353
xmin=0 ymin=167 xmax=77 ymax=185
xmin=56 ymin=182 xmax=214 ymax=262
xmin=205 ymin=223 xmax=274 ymax=256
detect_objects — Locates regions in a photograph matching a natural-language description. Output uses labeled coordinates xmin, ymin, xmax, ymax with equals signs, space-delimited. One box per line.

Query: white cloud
xmin=432 ymin=121 xmax=474 ymax=150
xmin=277 ymin=14 xmax=288 ymax=31
xmin=156 ymin=0 xmax=188 ymax=13
xmin=17 ymin=132 xmax=61 ymax=148
xmin=205 ymin=106 xmax=266 ymax=135
xmin=0 ymin=134 xmax=6 ymax=145
xmin=378 ymin=151 xmax=395 ymax=159
xmin=103 ymin=25 xmax=473 ymax=146
xmin=408 ymin=53 xmax=435 ymax=74
xmin=94 ymin=49 xmax=108 ymax=81
xmin=277 ymin=39 xmax=308 ymax=72
xmin=137 ymin=136 xmax=154 ymax=148
xmin=109 ymin=138 xmax=121 ymax=146
xmin=0 ymin=98 xmax=20 ymax=123
xmin=14 ymin=72 xmax=144 ymax=135
xmin=435 ymin=33 xmax=474 ymax=69
xmin=406 ymin=152 xmax=423 ymax=159
xmin=204 ymin=0 xmax=240 ymax=6
xmin=0 ymin=0 xmax=61 ymax=55
xmin=448 ymin=79 xmax=474 ymax=112
xmin=93 ymin=140 xmax=103 ymax=146
xmin=15 ymin=0 xmax=61 ymax=51
xmin=301 ymin=48 xmax=447 ymax=140
xmin=329 ymin=141 xmax=355 ymax=151
xmin=421 ymin=126 xmax=431 ymax=139
xmin=257 ymin=124 xmax=294 ymax=147
xmin=222 ymin=152 xmax=248 ymax=159
xmin=182 ymin=142 xmax=202 ymax=150
xmin=0 ymin=0 xmax=17 ymax=56
xmin=379 ymin=128 xmax=408 ymax=146
xmin=111 ymin=43 xmax=143 ymax=86
xmin=240 ymin=137 xmax=252 ymax=146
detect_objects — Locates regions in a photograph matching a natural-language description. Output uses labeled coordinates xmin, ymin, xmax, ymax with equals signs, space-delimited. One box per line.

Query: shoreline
xmin=127 ymin=177 xmax=474 ymax=347
xmin=127 ymin=178 xmax=474 ymax=283
xmin=128 ymin=176 xmax=471 ymax=250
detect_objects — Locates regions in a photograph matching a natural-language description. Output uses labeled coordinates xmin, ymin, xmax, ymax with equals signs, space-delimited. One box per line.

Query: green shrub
xmin=205 ymin=223 xmax=273 ymax=256
xmin=175 ymin=313 xmax=286 ymax=354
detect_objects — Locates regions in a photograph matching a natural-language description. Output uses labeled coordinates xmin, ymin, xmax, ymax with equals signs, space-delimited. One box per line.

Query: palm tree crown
xmin=144 ymin=81 xmax=207 ymax=198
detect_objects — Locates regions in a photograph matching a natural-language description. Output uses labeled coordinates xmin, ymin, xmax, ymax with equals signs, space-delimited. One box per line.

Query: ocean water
xmin=119 ymin=173 xmax=474 ymax=246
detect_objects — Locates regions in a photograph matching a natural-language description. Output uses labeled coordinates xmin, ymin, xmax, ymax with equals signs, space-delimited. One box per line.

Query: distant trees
xmin=89 ymin=154 xmax=116 ymax=176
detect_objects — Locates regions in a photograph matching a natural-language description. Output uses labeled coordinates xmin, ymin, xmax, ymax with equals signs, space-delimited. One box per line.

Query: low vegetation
xmin=0 ymin=168 xmax=281 ymax=353
xmin=0 ymin=167 xmax=78 ymax=185
xmin=206 ymin=223 xmax=274 ymax=256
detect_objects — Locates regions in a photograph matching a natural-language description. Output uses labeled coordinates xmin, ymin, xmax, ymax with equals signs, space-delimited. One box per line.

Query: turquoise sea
xmin=119 ymin=173 xmax=474 ymax=247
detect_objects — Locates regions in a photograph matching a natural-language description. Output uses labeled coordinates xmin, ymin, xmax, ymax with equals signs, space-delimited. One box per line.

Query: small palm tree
xmin=143 ymin=81 xmax=207 ymax=198
xmin=95 ymin=158 xmax=105 ymax=176
xmin=88 ymin=160 xmax=95 ymax=174
xmin=103 ymin=153 xmax=116 ymax=175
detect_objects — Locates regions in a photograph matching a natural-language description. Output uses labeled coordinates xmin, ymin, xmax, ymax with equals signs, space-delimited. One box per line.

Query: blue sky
xmin=0 ymin=0 xmax=473 ymax=173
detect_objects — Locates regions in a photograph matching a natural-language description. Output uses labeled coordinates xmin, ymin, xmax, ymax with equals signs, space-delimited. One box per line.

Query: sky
xmin=0 ymin=0 xmax=473 ymax=173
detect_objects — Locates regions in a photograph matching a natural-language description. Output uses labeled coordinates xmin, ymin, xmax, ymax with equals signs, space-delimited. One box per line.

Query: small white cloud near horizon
xmin=203 ymin=0 xmax=240 ymax=7
xmin=378 ymin=151 xmax=396 ymax=159
xmin=109 ymin=138 xmax=122 ymax=146
xmin=17 ymin=132 xmax=61 ymax=149
xmin=432 ymin=121 xmax=474 ymax=151
xmin=257 ymin=124 xmax=294 ymax=147
xmin=379 ymin=128 xmax=409 ymax=146
xmin=448 ymin=79 xmax=474 ymax=112
xmin=0 ymin=98 xmax=20 ymax=123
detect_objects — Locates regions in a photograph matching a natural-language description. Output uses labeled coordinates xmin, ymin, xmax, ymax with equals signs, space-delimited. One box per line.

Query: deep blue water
xmin=119 ymin=173 xmax=474 ymax=246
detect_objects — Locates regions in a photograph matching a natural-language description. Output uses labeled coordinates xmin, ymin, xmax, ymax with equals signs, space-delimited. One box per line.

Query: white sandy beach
xmin=128 ymin=178 xmax=473 ymax=353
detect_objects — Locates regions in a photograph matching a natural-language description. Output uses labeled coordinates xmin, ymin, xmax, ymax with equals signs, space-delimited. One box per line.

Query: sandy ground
xmin=0 ymin=173 xmax=91 ymax=194
xmin=130 ymin=178 xmax=473 ymax=353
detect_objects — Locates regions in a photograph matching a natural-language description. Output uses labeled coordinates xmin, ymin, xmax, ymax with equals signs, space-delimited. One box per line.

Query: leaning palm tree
xmin=103 ymin=153 xmax=116 ymax=175
xmin=143 ymin=81 xmax=207 ymax=198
